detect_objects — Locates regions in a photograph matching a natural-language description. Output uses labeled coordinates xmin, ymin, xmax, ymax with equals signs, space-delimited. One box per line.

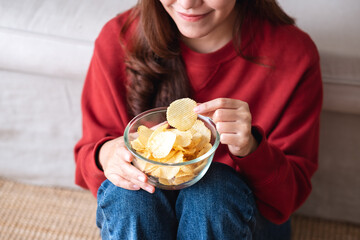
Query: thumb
xmin=116 ymin=146 xmax=133 ymax=163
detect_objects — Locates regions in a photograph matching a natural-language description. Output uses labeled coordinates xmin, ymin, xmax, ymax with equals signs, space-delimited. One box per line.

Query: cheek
xmin=159 ymin=0 xmax=174 ymax=6
xmin=159 ymin=0 xmax=175 ymax=14
xmin=207 ymin=0 xmax=236 ymax=11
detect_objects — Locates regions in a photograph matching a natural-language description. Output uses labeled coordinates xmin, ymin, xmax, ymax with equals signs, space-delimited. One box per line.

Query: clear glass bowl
xmin=124 ymin=107 xmax=220 ymax=190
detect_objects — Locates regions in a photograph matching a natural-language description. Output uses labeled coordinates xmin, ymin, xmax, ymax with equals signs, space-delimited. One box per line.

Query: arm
xmin=236 ymin=57 xmax=322 ymax=224
xmin=73 ymin=45 xmax=122 ymax=196
xmin=195 ymin=52 xmax=322 ymax=224
xmin=74 ymin=16 xmax=154 ymax=197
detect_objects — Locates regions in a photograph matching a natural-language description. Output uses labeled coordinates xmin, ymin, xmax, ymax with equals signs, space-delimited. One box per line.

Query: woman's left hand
xmin=194 ymin=98 xmax=258 ymax=157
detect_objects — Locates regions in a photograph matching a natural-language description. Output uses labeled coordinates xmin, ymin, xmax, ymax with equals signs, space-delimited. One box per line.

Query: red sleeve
xmin=74 ymin=16 xmax=131 ymax=197
xmin=232 ymin=48 xmax=322 ymax=224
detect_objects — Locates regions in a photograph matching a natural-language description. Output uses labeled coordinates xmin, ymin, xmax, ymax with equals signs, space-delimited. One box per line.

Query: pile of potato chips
xmin=130 ymin=98 xmax=213 ymax=186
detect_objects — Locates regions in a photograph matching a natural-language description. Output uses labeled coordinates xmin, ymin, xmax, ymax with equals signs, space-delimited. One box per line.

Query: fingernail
xmin=146 ymin=186 xmax=154 ymax=193
xmin=132 ymin=185 xmax=140 ymax=190
xmin=126 ymin=153 xmax=132 ymax=162
xmin=194 ymin=105 xmax=200 ymax=113
xmin=138 ymin=176 xmax=146 ymax=182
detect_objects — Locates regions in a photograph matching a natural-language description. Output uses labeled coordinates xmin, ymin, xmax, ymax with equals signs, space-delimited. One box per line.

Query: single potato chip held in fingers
xmin=166 ymin=98 xmax=198 ymax=131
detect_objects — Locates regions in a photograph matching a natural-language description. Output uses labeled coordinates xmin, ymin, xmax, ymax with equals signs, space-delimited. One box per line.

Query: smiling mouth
xmin=177 ymin=12 xmax=211 ymax=22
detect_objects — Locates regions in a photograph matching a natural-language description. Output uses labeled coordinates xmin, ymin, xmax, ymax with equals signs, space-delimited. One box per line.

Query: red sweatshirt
xmin=74 ymin=10 xmax=322 ymax=224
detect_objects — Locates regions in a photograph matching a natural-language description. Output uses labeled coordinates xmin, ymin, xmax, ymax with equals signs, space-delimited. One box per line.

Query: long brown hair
xmin=124 ymin=0 xmax=295 ymax=117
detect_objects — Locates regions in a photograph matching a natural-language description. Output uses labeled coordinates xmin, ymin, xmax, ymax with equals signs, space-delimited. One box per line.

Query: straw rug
xmin=0 ymin=178 xmax=99 ymax=240
xmin=0 ymin=178 xmax=359 ymax=240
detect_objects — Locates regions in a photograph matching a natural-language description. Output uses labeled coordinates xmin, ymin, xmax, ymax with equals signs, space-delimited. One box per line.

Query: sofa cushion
xmin=321 ymin=53 xmax=360 ymax=114
xmin=0 ymin=70 xmax=82 ymax=187
xmin=0 ymin=0 xmax=135 ymax=41
xmin=0 ymin=0 xmax=135 ymax=80
xmin=278 ymin=0 xmax=360 ymax=114
xmin=0 ymin=28 xmax=92 ymax=80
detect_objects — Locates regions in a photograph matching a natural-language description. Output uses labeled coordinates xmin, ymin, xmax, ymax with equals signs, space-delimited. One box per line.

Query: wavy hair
xmin=124 ymin=0 xmax=295 ymax=117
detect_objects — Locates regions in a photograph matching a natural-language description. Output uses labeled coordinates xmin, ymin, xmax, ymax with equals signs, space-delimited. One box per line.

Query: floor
xmin=1 ymin=178 xmax=359 ymax=240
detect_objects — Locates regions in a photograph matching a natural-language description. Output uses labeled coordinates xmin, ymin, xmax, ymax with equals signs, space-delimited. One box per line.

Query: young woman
xmin=74 ymin=0 xmax=322 ymax=239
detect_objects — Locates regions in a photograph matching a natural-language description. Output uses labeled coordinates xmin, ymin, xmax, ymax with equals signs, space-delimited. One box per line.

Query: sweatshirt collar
xmin=180 ymin=40 xmax=238 ymax=67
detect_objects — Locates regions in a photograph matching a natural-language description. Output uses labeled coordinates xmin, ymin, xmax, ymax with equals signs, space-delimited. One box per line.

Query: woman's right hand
xmin=98 ymin=137 xmax=155 ymax=193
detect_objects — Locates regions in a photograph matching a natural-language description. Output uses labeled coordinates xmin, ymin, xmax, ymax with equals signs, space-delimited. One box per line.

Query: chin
xmin=179 ymin=28 xmax=209 ymax=40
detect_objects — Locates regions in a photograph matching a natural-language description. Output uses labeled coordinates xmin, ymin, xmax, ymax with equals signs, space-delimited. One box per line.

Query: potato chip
xmin=168 ymin=151 xmax=184 ymax=164
xmin=170 ymin=129 xmax=192 ymax=148
xmin=130 ymin=138 xmax=145 ymax=152
xmin=134 ymin=159 xmax=156 ymax=173
xmin=149 ymin=149 xmax=176 ymax=163
xmin=158 ymin=178 xmax=173 ymax=185
xmin=197 ymin=143 xmax=213 ymax=158
xmin=189 ymin=120 xmax=211 ymax=151
xmin=187 ymin=132 xmax=202 ymax=149
xmin=147 ymin=123 xmax=168 ymax=144
xmin=193 ymin=159 xmax=208 ymax=174
xmin=166 ymin=98 xmax=197 ymax=131
xmin=152 ymin=122 xmax=169 ymax=133
xmin=190 ymin=120 xmax=211 ymax=140
xmin=172 ymin=175 xmax=194 ymax=185
xmin=152 ymin=166 xmax=180 ymax=180
xmin=137 ymin=125 xmax=153 ymax=146
xmin=179 ymin=165 xmax=195 ymax=175
xmin=139 ymin=150 xmax=152 ymax=159
xmin=175 ymin=145 xmax=197 ymax=158
xmin=148 ymin=131 xmax=176 ymax=159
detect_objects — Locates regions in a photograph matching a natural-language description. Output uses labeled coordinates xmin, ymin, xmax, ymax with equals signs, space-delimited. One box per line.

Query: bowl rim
xmin=124 ymin=107 xmax=220 ymax=166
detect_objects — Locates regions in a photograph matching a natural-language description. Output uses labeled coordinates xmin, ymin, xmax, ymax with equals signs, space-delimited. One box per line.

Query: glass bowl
xmin=124 ymin=107 xmax=220 ymax=190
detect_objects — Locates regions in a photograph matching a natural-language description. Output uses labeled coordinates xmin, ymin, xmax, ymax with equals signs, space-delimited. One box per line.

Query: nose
xmin=177 ymin=0 xmax=202 ymax=9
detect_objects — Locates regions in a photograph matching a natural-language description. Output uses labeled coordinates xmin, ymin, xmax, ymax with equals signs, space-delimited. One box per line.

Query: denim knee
xmin=96 ymin=180 xmax=177 ymax=240
xmin=176 ymin=162 xmax=256 ymax=240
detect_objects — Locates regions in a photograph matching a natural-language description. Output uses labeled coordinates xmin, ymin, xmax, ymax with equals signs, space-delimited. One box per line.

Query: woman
xmin=74 ymin=0 xmax=322 ymax=239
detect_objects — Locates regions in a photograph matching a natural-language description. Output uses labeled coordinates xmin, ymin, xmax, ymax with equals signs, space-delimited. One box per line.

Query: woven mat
xmin=0 ymin=178 xmax=100 ymax=240
xmin=1 ymin=178 xmax=360 ymax=240
xmin=291 ymin=214 xmax=360 ymax=240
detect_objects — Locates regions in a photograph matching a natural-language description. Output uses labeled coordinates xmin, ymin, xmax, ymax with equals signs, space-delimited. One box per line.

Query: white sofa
xmin=0 ymin=0 xmax=135 ymax=187
xmin=1 ymin=0 xmax=359 ymax=224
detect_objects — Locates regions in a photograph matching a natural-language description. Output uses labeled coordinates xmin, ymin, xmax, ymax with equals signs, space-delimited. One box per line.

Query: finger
xmin=196 ymin=110 xmax=215 ymax=119
xmin=107 ymin=173 xmax=141 ymax=191
xmin=194 ymin=98 xmax=244 ymax=114
xmin=104 ymin=151 xmax=155 ymax=193
xmin=220 ymin=132 xmax=250 ymax=149
xmin=213 ymin=109 xmax=251 ymax=123
xmin=135 ymin=177 xmax=156 ymax=194
xmin=216 ymin=121 xmax=251 ymax=134
xmin=106 ymin=163 xmax=155 ymax=193
xmin=118 ymin=161 xmax=155 ymax=193
xmin=216 ymin=121 xmax=241 ymax=134
xmin=221 ymin=133 xmax=252 ymax=157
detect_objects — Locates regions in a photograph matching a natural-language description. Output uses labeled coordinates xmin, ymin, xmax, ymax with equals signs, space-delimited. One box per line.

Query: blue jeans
xmin=96 ymin=162 xmax=290 ymax=240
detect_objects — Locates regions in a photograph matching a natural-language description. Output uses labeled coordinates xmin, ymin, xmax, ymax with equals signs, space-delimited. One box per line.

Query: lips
xmin=177 ymin=11 xmax=211 ymax=22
